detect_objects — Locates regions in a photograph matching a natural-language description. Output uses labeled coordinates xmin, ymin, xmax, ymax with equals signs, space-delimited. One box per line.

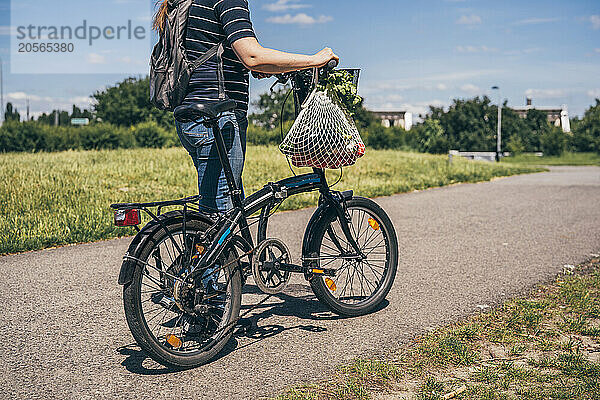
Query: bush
xmin=132 ymin=121 xmax=176 ymax=148
xmin=568 ymin=131 xmax=596 ymax=153
xmin=79 ymin=124 xmax=136 ymax=150
xmin=571 ymin=99 xmax=600 ymax=154
xmin=247 ymin=121 xmax=291 ymax=146
xmin=0 ymin=121 xmax=184 ymax=152
xmin=540 ymin=127 xmax=567 ymax=156
xmin=0 ymin=121 xmax=47 ymax=152
xmin=362 ymin=124 xmax=405 ymax=149
xmin=506 ymin=135 xmax=526 ymax=155
xmin=416 ymin=119 xmax=449 ymax=154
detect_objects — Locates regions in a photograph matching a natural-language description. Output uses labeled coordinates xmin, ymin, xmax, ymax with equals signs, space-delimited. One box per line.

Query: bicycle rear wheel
xmin=123 ymin=216 xmax=241 ymax=369
xmin=308 ymin=197 xmax=398 ymax=316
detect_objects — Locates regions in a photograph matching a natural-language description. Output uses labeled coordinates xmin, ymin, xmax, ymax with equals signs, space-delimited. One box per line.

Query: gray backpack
xmin=150 ymin=0 xmax=226 ymax=111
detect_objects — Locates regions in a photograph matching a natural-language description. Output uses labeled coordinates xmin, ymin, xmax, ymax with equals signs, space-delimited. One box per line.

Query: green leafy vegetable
xmin=318 ymin=70 xmax=363 ymax=117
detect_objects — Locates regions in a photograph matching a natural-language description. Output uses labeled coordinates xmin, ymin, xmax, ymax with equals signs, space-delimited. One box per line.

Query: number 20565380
xmin=18 ymin=42 xmax=74 ymax=53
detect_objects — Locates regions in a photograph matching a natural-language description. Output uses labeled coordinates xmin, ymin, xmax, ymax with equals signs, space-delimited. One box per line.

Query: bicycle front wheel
xmin=308 ymin=197 xmax=398 ymax=316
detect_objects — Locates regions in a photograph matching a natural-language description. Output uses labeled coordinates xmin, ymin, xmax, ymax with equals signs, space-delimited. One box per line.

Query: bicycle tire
xmin=123 ymin=216 xmax=241 ymax=369
xmin=308 ymin=197 xmax=398 ymax=316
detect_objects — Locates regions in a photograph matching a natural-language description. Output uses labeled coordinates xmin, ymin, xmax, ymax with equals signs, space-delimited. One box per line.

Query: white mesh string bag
xmin=279 ymin=89 xmax=365 ymax=169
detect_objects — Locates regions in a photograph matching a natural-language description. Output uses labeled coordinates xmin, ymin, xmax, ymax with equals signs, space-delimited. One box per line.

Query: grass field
xmin=0 ymin=146 xmax=543 ymax=255
xmin=276 ymin=257 xmax=600 ymax=400
xmin=502 ymin=152 xmax=600 ymax=166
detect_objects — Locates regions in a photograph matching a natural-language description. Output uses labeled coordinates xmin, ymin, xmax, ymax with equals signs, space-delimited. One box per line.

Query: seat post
xmin=210 ymin=120 xmax=244 ymax=209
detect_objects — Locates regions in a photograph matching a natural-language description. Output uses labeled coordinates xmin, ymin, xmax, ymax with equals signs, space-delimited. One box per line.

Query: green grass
xmin=502 ymin=152 xmax=600 ymax=166
xmin=0 ymin=146 xmax=542 ymax=255
xmin=276 ymin=257 xmax=600 ymax=400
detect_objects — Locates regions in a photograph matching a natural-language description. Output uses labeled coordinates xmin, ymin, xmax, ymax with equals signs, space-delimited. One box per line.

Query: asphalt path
xmin=1 ymin=166 xmax=599 ymax=400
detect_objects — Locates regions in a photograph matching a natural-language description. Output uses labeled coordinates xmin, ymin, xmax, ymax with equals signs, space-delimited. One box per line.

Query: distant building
xmin=512 ymin=97 xmax=570 ymax=133
xmin=371 ymin=111 xmax=413 ymax=131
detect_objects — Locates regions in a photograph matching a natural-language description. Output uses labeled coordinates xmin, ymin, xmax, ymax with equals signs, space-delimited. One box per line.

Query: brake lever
xmin=270 ymin=73 xmax=291 ymax=93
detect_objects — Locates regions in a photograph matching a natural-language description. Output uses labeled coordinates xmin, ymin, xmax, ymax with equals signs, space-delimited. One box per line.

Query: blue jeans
xmin=176 ymin=110 xmax=248 ymax=213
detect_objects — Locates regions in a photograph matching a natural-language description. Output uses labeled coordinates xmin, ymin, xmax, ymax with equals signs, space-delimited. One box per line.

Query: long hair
xmin=153 ymin=0 xmax=169 ymax=33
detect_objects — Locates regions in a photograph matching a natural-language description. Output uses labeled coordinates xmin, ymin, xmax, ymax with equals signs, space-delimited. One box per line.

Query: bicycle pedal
xmin=307 ymin=268 xmax=336 ymax=276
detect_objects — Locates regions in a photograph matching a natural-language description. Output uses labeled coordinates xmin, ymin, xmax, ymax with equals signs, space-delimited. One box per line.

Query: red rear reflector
xmin=114 ymin=209 xmax=141 ymax=227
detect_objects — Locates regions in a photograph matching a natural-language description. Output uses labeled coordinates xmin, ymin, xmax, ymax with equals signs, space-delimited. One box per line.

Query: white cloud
xmin=591 ymin=15 xmax=600 ymax=30
xmin=0 ymin=25 xmax=15 ymax=36
xmin=5 ymin=92 xmax=94 ymax=120
xmin=267 ymin=13 xmax=332 ymax=25
xmin=587 ymin=89 xmax=600 ymax=98
xmin=263 ymin=0 xmax=311 ymax=12
xmin=361 ymin=70 xmax=503 ymax=96
xmin=595 ymin=48 xmax=600 ymax=53
xmin=6 ymin=92 xmax=31 ymax=101
xmin=361 ymin=82 xmax=451 ymax=95
xmin=524 ymin=88 xmax=567 ymax=99
xmin=522 ymin=47 xmax=543 ymax=54
xmin=119 ymin=56 xmax=145 ymax=66
xmin=456 ymin=45 xmax=497 ymax=53
xmin=460 ymin=84 xmax=481 ymax=95
xmin=456 ymin=15 xmax=482 ymax=25
xmin=513 ymin=17 xmax=560 ymax=26
xmin=6 ymin=92 xmax=93 ymax=106
xmin=365 ymin=98 xmax=446 ymax=116
xmin=7 ymin=92 xmax=54 ymax=102
xmin=69 ymin=96 xmax=93 ymax=106
xmin=504 ymin=47 xmax=544 ymax=56
xmin=87 ymin=53 xmax=106 ymax=64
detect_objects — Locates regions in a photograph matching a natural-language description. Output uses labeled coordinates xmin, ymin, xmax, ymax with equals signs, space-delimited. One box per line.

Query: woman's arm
xmin=231 ymin=37 xmax=339 ymax=74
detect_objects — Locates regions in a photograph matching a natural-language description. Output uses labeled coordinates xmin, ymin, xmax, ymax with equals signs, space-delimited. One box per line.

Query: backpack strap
xmin=190 ymin=41 xmax=227 ymax=100
xmin=216 ymin=43 xmax=226 ymax=100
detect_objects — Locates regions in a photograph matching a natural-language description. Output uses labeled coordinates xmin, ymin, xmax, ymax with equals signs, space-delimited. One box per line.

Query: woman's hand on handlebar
xmin=313 ymin=48 xmax=339 ymax=68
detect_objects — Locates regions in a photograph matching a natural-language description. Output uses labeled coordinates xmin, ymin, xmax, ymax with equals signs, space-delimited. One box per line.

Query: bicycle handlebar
xmin=273 ymin=58 xmax=338 ymax=85
xmin=326 ymin=59 xmax=339 ymax=70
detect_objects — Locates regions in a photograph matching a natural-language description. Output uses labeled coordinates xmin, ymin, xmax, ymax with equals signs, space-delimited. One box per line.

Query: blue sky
xmin=0 ymin=0 xmax=599 ymax=119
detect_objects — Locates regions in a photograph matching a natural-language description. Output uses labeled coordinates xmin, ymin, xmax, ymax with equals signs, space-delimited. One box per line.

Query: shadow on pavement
xmin=116 ymin=336 xmax=239 ymax=375
xmin=116 ymin=282 xmax=388 ymax=374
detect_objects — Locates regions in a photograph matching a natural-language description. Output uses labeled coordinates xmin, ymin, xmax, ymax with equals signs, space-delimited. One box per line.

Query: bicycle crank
xmin=252 ymin=238 xmax=292 ymax=295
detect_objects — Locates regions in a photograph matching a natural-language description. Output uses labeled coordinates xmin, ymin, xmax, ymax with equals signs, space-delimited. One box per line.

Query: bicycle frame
xmin=181 ymin=114 xmax=363 ymax=282
xmin=113 ymin=67 xmax=364 ymax=286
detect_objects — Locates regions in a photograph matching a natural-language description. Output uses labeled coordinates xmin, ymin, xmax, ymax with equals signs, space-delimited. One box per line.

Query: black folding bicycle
xmin=111 ymin=63 xmax=398 ymax=368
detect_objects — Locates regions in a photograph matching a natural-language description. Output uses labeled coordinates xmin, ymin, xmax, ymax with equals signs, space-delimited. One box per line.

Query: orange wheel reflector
xmin=166 ymin=334 xmax=183 ymax=348
xmin=325 ymin=278 xmax=337 ymax=292
xmin=192 ymin=244 xmax=205 ymax=260
xmin=312 ymin=269 xmax=324 ymax=274
xmin=368 ymin=218 xmax=380 ymax=231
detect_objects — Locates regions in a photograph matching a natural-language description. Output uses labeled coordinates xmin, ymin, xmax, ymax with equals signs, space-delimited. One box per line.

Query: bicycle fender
xmin=301 ymin=190 xmax=354 ymax=262
xmin=117 ymin=211 xmax=215 ymax=286
xmin=301 ymin=203 xmax=337 ymax=261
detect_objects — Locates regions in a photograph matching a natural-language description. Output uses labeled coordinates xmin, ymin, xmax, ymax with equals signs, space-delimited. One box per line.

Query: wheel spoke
xmin=128 ymin=221 xmax=240 ymax=358
xmin=315 ymin=204 xmax=395 ymax=308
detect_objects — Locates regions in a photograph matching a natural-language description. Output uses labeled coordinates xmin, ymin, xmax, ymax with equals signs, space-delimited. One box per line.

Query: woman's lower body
xmin=175 ymin=110 xmax=248 ymax=213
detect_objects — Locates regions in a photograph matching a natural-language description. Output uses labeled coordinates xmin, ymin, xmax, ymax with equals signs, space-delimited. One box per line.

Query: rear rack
xmin=110 ymin=195 xmax=201 ymax=210
xmin=110 ymin=195 xmax=212 ymax=234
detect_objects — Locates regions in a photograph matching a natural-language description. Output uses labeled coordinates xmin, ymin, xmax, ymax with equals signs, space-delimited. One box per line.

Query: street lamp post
xmin=491 ymin=86 xmax=502 ymax=162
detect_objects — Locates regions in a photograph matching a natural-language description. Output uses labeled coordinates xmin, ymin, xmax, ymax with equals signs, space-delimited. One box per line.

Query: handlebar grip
xmin=326 ymin=59 xmax=339 ymax=70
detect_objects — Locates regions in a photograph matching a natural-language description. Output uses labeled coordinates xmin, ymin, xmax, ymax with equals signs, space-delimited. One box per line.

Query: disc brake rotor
xmin=252 ymin=238 xmax=292 ymax=295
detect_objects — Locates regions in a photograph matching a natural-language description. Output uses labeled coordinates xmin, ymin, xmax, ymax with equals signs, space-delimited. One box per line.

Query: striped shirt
xmin=184 ymin=0 xmax=256 ymax=111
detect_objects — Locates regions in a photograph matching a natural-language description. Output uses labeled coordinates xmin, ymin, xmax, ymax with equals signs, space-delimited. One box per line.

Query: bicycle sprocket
xmin=252 ymin=238 xmax=292 ymax=295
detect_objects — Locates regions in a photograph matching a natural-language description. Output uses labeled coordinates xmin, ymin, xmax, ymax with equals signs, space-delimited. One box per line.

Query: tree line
xmin=1 ymin=76 xmax=599 ymax=155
